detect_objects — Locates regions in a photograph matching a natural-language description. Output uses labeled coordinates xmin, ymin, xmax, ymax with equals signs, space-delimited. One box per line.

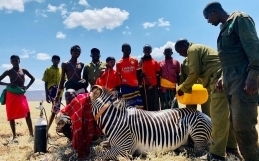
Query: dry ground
xmin=0 ymin=101 xmax=256 ymax=161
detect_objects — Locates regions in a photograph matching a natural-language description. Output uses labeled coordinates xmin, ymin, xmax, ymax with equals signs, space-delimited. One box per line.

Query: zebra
xmin=90 ymin=85 xmax=212 ymax=160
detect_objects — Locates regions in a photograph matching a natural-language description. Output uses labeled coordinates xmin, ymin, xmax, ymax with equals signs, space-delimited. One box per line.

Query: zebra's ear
xmin=90 ymin=85 xmax=103 ymax=100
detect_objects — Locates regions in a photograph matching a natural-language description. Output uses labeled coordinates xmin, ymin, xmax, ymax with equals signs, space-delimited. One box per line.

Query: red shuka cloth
xmin=6 ymin=91 xmax=30 ymax=121
xmin=61 ymin=93 xmax=96 ymax=158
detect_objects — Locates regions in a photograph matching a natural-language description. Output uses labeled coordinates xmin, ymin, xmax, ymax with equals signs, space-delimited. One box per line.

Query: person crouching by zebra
xmin=55 ymin=89 xmax=102 ymax=158
xmin=139 ymin=44 xmax=161 ymax=111
xmin=95 ymin=57 xmax=121 ymax=92
xmin=175 ymin=39 xmax=241 ymax=160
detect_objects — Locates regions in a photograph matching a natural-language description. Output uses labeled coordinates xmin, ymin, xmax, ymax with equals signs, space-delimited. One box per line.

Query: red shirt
xmin=95 ymin=68 xmax=121 ymax=89
xmin=116 ymin=57 xmax=139 ymax=86
xmin=141 ymin=58 xmax=160 ymax=86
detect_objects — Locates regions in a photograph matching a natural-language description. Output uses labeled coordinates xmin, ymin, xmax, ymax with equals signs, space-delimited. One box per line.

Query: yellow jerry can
xmin=176 ymin=84 xmax=208 ymax=105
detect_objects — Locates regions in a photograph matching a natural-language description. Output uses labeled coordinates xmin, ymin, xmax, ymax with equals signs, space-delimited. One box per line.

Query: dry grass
xmin=0 ymin=101 xmax=254 ymax=160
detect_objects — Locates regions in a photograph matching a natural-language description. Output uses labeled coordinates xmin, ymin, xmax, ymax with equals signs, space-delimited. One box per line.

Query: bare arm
xmin=23 ymin=69 xmax=35 ymax=90
xmin=0 ymin=70 xmax=11 ymax=86
xmin=82 ymin=66 xmax=89 ymax=88
xmin=56 ymin=62 xmax=67 ymax=98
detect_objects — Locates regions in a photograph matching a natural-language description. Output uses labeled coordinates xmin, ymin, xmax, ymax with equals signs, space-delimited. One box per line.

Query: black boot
xmin=226 ymin=147 xmax=243 ymax=160
xmin=207 ymin=152 xmax=226 ymax=161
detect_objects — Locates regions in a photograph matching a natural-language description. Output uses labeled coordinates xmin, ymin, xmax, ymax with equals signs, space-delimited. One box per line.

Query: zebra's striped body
xmin=90 ymin=86 xmax=212 ymax=160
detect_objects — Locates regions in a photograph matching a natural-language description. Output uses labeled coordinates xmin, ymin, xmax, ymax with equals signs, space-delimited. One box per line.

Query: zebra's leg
xmin=97 ymin=145 xmax=133 ymax=160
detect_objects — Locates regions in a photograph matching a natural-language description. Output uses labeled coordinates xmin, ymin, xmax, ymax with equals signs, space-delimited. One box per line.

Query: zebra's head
xmin=90 ymin=85 xmax=127 ymax=113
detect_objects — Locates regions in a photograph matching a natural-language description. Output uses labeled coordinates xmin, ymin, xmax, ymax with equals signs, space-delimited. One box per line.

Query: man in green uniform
xmin=179 ymin=57 xmax=211 ymax=117
xmin=175 ymin=39 xmax=239 ymax=160
xmin=203 ymin=2 xmax=259 ymax=161
xmin=83 ymin=48 xmax=106 ymax=89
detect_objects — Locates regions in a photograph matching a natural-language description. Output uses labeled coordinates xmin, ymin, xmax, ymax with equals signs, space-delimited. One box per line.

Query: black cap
xmin=91 ymin=48 xmax=100 ymax=53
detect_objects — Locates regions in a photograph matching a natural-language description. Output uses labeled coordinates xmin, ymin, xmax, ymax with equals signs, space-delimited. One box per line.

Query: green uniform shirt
xmin=42 ymin=66 xmax=62 ymax=89
xmin=218 ymin=11 xmax=259 ymax=80
xmin=83 ymin=61 xmax=106 ymax=86
xmin=179 ymin=58 xmax=189 ymax=84
xmin=180 ymin=43 xmax=221 ymax=93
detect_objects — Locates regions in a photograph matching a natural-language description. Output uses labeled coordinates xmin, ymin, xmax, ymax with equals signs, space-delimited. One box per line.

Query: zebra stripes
xmin=90 ymin=85 xmax=212 ymax=160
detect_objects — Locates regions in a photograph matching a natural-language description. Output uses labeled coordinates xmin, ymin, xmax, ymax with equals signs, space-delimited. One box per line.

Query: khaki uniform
xmin=218 ymin=11 xmax=259 ymax=160
xmin=179 ymin=58 xmax=210 ymax=117
xmin=180 ymin=43 xmax=237 ymax=157
xmin=83 ymin=61 xmax=106 ymax=87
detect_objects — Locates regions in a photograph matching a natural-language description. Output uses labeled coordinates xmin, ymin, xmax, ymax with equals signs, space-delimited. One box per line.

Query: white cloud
xmin=47 ymin=4 xmax=58 ymax=12
xmin=63 ymin=7 xmax=129 ymax=32
xmin=1 ymin=64 xmax=12 ymax=69
xmin=35 ymin=9 xmax=48 ymax=17
xmin=142 ymin=22 xmax=156 ymax=29
xmin=36 ymin=53 xmax=51 ymax=60
xmin=152 ymin=41 xmax=175 ymax=58
xmin=143 ymin=18 xmax=170 ymax=29
xmin=46 ymin=4 xmax=68 ymax=18
xmin=136 ymin=41 xmax=175 ymax=59
xmin=122 ymin=31 xmax=131 ymax=35
xmin=0 ymin=0 xmax=44 ymax=12
xmin=78 ymin=0 xmax=89 ymax=6
xmin=56 ymin=31 xmax=66 ymax=39
xmin=157 ymin=18 xmax=170 ymax=27
xmin=126 ymin=26 xmax=129 ymax=29
xmin=20 ymin=49 xmax=35 ymax=58
xmin=0 ymin=0 xmax=25 ymax=12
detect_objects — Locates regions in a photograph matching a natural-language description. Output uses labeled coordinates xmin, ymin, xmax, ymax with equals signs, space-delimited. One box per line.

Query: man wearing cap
xmin=159 ymin=47 xmax=180 ymax=109
xmin=83 ymin=48 xmax=106 ymax=89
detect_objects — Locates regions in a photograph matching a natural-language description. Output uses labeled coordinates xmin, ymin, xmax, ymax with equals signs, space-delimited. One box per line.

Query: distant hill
xmin=0 ymin=86 xmax=61 ymax=102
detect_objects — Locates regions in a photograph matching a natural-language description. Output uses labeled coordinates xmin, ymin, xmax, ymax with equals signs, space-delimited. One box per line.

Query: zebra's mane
xmin=97 ymin=87 xmax=128 ymax=112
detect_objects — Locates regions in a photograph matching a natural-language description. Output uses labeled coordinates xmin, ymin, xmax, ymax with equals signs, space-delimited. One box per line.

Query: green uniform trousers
xmin=228 ymin=96 xmax=259 ymax=161
xmin=209 ymin=74 xmax=237 ymax=157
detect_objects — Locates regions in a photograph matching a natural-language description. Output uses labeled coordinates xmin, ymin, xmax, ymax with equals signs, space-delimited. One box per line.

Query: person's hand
xmin=244 ymin=78 xmax=258 ymax=95
xmin=215 ymin=78 xmax=223 ymax=92
xmin=46 ymin=96 xmax=51 ymax=103
xmin=177 ymin=89 xmax=184 ymax=96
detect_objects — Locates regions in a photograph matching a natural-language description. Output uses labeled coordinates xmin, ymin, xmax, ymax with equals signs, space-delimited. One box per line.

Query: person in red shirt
xmin=116 ymin=43 xmax=143 ymax=109
xmin=139 ymin=44 xmax=161 ymax=111
xmin=96 ymin=57 xmax=121 ymax=91
xmin=159 ymin=47 xmax=180 ymax=109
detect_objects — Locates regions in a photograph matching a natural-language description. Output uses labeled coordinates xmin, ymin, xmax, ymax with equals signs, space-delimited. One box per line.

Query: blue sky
xmin=0 ymin=0 xmax=258 ymax=90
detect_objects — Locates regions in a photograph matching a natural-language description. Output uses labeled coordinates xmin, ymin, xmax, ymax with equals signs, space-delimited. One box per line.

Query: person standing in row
xmin=116 ymin=43 xmax=143 ymax=109
xmin=83 ymin=48 xmax=106 ymax=90
xmin=42 ymin=55 xmax=63 ymax=130
xmin=159 ymin=47 xmax=180 ymax=109
xmin=139 ymin=44 xmax=160 ymax=111
xmin=55 ymin=45 xmax=86 ymax=105
xmin=0 ymin=55 xmax=34 ymax=143
xmin=96 ymin=57 xmax=121 ymax=91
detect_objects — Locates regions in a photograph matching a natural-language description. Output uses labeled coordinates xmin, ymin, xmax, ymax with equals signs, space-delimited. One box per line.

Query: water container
xmin=34 ymin=117 xmax=48 ymax=153
xmin=176 ymin=84 xmax=208 ymax=105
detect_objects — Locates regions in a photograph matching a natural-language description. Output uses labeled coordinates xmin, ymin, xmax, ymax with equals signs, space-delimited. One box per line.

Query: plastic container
xmin=176 ymin=84 xmax=208 ymax=105
xmin=34 ymin=117 xmax=47 ymax=153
